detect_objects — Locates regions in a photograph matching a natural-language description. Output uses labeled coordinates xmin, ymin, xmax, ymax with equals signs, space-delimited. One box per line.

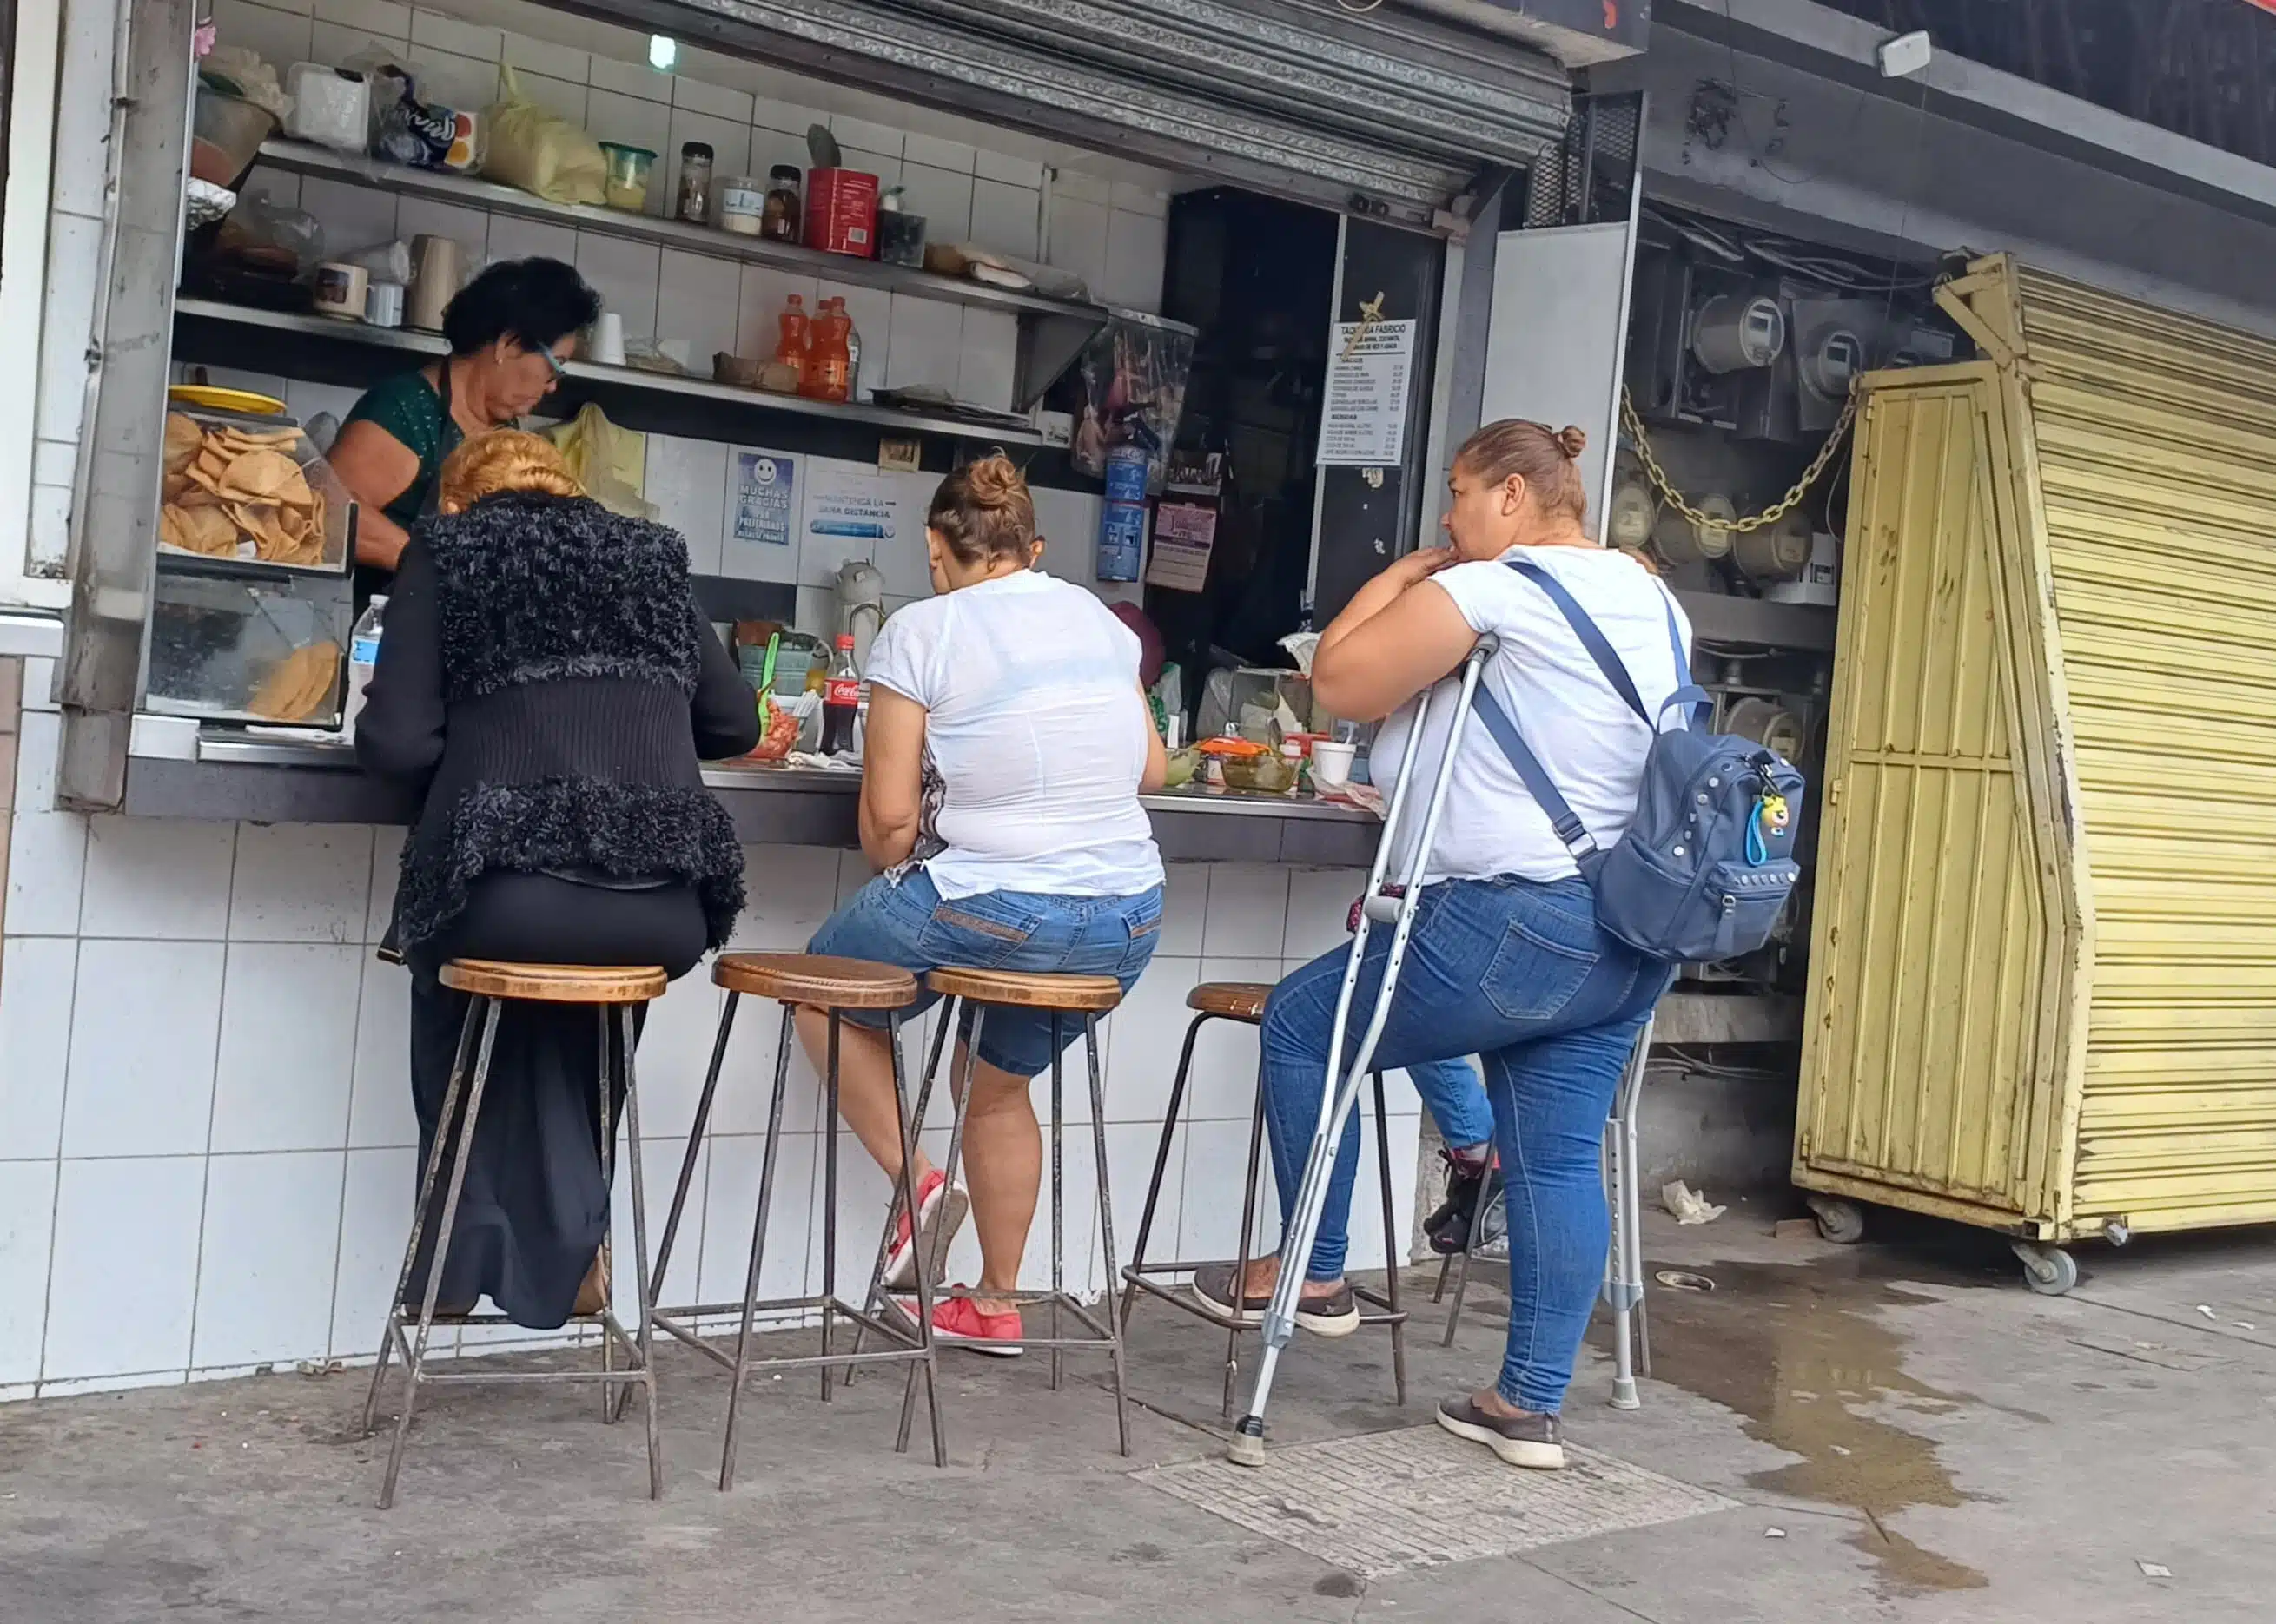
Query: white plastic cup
xmin=590 ymin=311 xmax=627 ymax=366
xmin=1311 ymin=739 xmax=1356 ymax=791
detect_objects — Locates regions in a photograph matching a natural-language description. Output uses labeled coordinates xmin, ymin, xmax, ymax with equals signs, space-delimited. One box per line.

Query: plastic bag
xmin=546 ymin=405 xmax=652 ymax=519
xmin=482 ymin=64 xmax=606 ymax=206
xmin=219 ymin=192 xmax=325 ymax=274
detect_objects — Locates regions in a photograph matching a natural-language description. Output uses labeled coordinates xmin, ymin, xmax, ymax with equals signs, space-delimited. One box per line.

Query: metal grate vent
xmin=1140 ymin=1424 xmax=1735 ymax=1579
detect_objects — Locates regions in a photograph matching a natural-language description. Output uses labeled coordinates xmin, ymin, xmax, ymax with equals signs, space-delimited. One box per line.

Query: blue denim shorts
xmin=807 ymin=867 xmax=1162 ymax=1078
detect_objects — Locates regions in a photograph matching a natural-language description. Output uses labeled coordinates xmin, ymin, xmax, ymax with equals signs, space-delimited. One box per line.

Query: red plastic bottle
xmin=820 ymin=634 xmax=861 ymax=754
xmin=803 ymin=297 xmax=852 ymax=402
xmin=775 ymin=294 xmax=810 ymax=392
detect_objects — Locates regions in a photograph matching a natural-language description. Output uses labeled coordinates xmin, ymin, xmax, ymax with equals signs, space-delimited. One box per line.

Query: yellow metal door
xmin=1794 ymin=368 xmax=2071 ymax=1227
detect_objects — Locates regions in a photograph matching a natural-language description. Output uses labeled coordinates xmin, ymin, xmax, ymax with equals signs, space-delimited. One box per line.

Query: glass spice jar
xmin=762 ymin=165 xmax=803 ymax=243
xmin=676 ymin=141 xmax=714 ymax=224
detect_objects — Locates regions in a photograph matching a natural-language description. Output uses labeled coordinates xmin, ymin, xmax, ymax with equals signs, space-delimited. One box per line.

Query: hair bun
xmin=963 ymin=452 xmax=1025 ymax=511
xmin=1553 ymin=426 xmax=1587 ymax=460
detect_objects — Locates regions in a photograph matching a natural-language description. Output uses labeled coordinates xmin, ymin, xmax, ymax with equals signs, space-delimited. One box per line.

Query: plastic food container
xmin=283 ymin=64 xmax=371 ymax=152
xmin=719 ymin=175 xmax=766 ymax=235
xmin=598 ymin=143 xmax=657 ymax=211
xmin=189 ymin=88 xmax=279 ymax=188
xmin=144 ymin=571 xmax=351 ymax=729
xmin=159 ymin=399 xmax=356 ymax=575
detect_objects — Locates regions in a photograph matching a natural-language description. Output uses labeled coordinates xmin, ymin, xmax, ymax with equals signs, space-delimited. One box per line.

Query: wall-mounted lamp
xmin=1877 ymin=30 xmax=1932 ymax=78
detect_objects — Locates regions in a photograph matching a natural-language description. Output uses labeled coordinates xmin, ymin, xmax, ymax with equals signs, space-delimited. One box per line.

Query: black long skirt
xmin=404 ymin=872 xmax=708 ymax=1329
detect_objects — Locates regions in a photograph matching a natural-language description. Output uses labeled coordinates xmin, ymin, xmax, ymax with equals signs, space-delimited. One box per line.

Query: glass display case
xmin=159 ymin=393 xmax=355 ymax=575
xmin=146 ymin=386 xmax=359 ymax=730
xmin=145 ymin=567 xmax=352 ymax=728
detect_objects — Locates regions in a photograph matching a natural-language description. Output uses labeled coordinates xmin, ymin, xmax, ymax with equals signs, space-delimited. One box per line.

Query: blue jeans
xmin=1413 ymin=1060 xmax=1495 ymax=1151
xmin=1260 ymin=875 xmax=1664 ymax=1412
xmin=809 ymin=868 xmax=1162 ymax=1077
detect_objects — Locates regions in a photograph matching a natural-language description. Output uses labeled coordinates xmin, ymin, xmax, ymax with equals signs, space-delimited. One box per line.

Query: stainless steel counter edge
xmin=119 ymin=729 xmax=1384 ymax=865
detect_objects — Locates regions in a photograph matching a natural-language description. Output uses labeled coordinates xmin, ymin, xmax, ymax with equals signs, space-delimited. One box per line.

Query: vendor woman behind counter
xmin=328 ymin=257 xmax=599 ymax=603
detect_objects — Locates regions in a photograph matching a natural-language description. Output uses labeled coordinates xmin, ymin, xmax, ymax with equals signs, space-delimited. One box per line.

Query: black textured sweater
xmin=356 ymin=491 xmax=761 ymax=954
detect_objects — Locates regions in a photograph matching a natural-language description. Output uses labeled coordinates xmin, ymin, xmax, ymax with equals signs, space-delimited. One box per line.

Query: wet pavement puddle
xmin=1602 ymin=1255 xmax=2013 ymax=1596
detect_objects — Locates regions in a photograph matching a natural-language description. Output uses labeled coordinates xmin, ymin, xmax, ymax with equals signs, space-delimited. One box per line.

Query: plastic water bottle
xmin=343 ymin=594 xmax=387 ymax=736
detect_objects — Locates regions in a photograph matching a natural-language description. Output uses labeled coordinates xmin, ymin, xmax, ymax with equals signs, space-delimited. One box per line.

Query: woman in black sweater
xmin=357 ymin=429 xmax=760 ymax=1328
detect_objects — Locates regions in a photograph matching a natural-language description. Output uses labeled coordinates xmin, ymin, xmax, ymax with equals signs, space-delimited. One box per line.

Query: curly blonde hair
xmin=437 ymin=427 xmax=582 ymax=512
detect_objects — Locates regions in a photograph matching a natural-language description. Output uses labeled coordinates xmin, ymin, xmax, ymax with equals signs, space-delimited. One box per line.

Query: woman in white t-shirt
xmin=800 ymin=454 xmax=1168 ymax=1354
xmin=1188 ymin=421 xmax=1684 ymax=1469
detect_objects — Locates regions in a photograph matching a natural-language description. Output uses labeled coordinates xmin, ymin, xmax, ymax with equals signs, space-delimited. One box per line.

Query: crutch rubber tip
xmin=1227 ymin=1416 xmax=1267 ymax=1467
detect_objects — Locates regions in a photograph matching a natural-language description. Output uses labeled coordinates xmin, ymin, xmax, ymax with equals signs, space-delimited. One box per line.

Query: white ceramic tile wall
xmin=0 ymin=0 xmax=1382 ymax=1401
xmin=0 ymin=807 xmax=1398 ymax=1393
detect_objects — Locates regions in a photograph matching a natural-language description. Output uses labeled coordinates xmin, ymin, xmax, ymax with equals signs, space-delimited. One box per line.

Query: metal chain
xmin=1618 ymin=384 xmax=1861 ymax=536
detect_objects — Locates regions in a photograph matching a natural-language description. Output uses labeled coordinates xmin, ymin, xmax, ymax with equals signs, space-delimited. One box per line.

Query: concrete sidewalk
xmin=3 ymin=1209 xmax=2271 ymax=1621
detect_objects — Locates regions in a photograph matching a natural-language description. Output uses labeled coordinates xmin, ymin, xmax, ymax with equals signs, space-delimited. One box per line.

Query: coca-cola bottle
xmin=820 ymin=634 xmax=861 ymax=755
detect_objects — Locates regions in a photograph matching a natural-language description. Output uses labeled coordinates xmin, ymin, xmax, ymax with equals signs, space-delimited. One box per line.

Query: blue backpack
xmin=1470 ymin=558 xmax=1805 ymax=964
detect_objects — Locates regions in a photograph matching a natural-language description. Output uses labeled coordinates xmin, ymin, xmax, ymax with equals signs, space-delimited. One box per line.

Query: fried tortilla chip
xmin=218 ymin=449 xmax=312 ymax=507
xmin=163 ymin=413 xmax=203 ymax=474
xmin=159 ymin=503 xmax=240 ymax=557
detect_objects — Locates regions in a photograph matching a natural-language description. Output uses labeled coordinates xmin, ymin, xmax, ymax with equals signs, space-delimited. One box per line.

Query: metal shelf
xmin=253 ymin=139 xmax=1140 ymax=326
xmin=173 ymin=298 xmax=1052 ymax=447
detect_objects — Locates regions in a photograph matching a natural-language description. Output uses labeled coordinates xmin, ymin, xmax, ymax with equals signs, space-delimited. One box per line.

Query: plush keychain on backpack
xmin=1748 ymin=791 xmax=1790 ymax=865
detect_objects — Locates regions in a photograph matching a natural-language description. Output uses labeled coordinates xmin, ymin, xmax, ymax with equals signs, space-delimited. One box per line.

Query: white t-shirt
xmin=1370 ymin=546 xmax=1692 ymax=887
xmin=863 ymin=570 xmax=1164 ymax=901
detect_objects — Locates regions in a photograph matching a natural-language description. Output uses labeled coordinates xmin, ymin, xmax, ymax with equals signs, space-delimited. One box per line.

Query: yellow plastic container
xmin=1795 ymin=254 xmax=2276 ymax=1288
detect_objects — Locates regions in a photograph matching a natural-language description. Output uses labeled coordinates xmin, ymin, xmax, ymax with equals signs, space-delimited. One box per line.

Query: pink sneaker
xmin=882 ymin=1168 xmax=969 ymax=1290
xmin=907 ymin=1291 xmax=1023 ymax=1358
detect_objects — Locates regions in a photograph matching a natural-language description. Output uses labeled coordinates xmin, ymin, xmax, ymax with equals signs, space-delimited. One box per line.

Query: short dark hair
xmin=440 ymin=257 xmax=599 ymax=358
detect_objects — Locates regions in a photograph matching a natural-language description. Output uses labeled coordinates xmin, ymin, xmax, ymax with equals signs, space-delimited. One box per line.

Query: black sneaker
xmin=1435 ymin=1396 xmax=1565 ymax=1469
xmin=1425 ymin=1153 xmax=1505 ymax=1255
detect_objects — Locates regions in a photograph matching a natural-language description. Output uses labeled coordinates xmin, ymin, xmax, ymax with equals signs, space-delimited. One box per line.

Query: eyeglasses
xmin=539 ymin=346 xmax=568 ymax=386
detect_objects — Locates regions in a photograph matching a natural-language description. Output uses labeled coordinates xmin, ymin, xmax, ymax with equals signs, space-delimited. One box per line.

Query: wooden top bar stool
xmin=1118 ymin=980 xmax=1410 ymax=1420
xmin=892 ymin=966 xmax=1134 ymax=1454
xmin=645 ymin=951 xmax=943 ymax=1489
xmin=361 ymin=959 xmax=668 ymax=1509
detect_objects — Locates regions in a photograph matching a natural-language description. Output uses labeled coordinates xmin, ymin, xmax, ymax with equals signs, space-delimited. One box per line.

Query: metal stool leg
xmin=820 ymin=1012 xmax=841 ymax=1405
xmin=880 ymin=1012 xmax=947 ymax=1465
xmin=845 ymin=1008 xmax=956 ymax=1381
xmin=363 ymin=997 xmax=483 ymax=1438
xmin=1049 ymin=1013 xmax=1065 ymax=1394
xmin=1369 ymin=1071 xmax=1408 ymax=1407
xmin=1120 ymin=1013 xmax=1206 ymax=1335
xmin=379 ymin=996 xmax=502 ymax=1509
xmin=617 ymin=1005 xmax=663 ymax=1497
xmin=1441 ymin=1161 xmax=1491 ymax=1349
xmin=597 ymin=1011 xmax=617 ymax=1422
xmin=652 ymin=992 xmax=737 ymax=1297
xmin=718 ymin=1002 xmax=796 ymax=1492
xmin=901 ymin=1003 xmax=983 ymax=1456
xmin=1086 ymin=1014 xmax=1131 ymax=1457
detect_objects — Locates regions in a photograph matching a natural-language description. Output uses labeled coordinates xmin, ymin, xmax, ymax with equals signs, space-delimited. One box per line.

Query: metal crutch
xmin=1227 ymin=642 xmax=1494 ymax=1467
xmin=1604 ymin=1014 xmax=1657 ymax=1409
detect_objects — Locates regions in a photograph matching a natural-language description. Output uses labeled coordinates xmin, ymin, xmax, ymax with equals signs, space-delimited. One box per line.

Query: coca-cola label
xmin=826 ymin=677 xmax=861 ymax=706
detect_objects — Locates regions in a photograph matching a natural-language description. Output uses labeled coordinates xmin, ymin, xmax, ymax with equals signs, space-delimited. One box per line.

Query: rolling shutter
xmin=564 ymin=0 xmax=1572 ymax=227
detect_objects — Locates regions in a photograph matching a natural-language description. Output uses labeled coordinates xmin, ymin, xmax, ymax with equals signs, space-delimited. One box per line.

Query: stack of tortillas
xmin=160 ymin=413 xmax=332 ymax=567
xmin=248 ymin=641 xmax=342 ymax=723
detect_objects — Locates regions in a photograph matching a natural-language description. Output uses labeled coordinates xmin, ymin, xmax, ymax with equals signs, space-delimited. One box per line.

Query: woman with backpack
xmin=1188 ymin=419 xmax=1689 ymax=1470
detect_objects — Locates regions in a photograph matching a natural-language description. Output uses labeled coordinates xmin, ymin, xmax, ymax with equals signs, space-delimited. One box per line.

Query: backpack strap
xmin=1505 ymin=557 xmax=1710 ymax=731
xmin=1472 ymin=684 xmax=1601 ymax=870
